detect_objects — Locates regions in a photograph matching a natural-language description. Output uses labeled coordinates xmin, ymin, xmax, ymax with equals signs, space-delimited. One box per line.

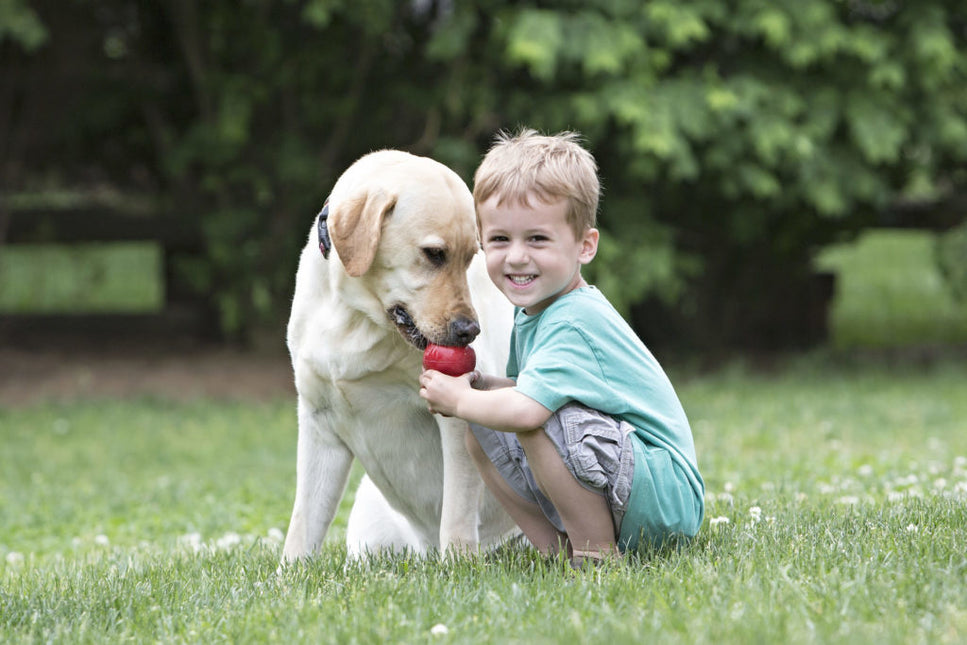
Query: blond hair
xmin=473 ymin=128 xmax=600 ymax=236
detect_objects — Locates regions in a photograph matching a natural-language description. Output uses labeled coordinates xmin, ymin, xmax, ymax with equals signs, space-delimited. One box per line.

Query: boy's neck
xmin=522 ymin=277 xmax=589 ymax=316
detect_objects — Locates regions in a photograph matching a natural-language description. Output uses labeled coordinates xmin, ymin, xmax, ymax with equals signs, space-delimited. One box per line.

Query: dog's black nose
xmin=449 ymin=317 xmax=481 ymax=346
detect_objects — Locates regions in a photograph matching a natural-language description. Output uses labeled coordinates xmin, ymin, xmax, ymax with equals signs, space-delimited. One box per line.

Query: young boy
xmin=419 ymin=129 xmax=704 ymax=566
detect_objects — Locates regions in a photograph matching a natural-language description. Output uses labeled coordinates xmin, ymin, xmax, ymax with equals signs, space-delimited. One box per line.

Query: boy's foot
xmin=569 ymin=548 xmax=620 ymax=570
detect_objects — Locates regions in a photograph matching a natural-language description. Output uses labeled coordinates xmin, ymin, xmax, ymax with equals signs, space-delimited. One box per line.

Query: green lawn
xmin=817 ymin=229 xmax=967 ymax=348
xmin=0 ymin=242 xmax=163 ymax=313
xmin=2 ymin=359 xmax=966 ymax=643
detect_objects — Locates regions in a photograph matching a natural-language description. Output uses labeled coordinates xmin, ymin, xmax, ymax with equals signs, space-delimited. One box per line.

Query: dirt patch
xmin=0 ymin=341 xmax=295 ymax=407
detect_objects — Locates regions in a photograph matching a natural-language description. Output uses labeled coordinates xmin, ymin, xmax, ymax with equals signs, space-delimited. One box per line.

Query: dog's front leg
xmin=436 ymin=415 xmax=484 ymax=555
xmin=282 ymin=398 xmax=354 ymax=563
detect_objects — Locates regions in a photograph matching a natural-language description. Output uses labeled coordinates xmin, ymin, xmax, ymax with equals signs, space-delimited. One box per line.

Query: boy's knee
xmin=515 ymin=427 xmax=549 ymax=452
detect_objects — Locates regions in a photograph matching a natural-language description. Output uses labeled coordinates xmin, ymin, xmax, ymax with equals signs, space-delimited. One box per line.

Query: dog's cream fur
xmin=282 ymin=150 xmax=516 ymax=561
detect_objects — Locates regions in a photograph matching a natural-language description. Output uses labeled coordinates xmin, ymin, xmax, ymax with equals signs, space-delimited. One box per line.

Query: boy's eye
xmin=422 ymin=247 xmax=446 ymax=267
xmin=487 ymin=235 xmax=509 ymax=244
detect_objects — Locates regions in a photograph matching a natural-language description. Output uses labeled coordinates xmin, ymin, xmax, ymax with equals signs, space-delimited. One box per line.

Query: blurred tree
xmin=443 ymin=0 xmax=967 ymax=348
xmin=2 ymin=0 xmax=965 ymax=347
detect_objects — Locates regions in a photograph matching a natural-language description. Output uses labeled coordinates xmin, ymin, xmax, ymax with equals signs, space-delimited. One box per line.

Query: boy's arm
xmin=419 ymin=370 xmax=552 ymax=433
xmin=470 ymin=371 xmax=516 ymax=391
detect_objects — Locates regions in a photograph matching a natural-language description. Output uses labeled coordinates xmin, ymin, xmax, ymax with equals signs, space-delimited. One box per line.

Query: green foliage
xmin=3 ymin=0 xmax=965 ymax=344
xmin=474 ymin=0 xmax=967 ymax=346
xmin=0 ymin=0 xmax=47 ymax=51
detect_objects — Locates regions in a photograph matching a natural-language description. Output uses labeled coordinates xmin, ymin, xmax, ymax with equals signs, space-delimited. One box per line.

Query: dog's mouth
xmin=388 ymin=305 xmax=429 ymax=350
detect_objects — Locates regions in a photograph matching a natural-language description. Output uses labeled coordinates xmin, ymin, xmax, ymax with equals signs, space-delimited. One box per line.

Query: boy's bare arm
xmin=419 ymin=370 xmax=552 ymax=433
xmin=470 ymin=371 xmax=516 ymax=391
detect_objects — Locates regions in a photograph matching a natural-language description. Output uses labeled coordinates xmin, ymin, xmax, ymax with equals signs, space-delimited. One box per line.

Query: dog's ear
xmin=329 ymin=189 xmax=397 ymax=277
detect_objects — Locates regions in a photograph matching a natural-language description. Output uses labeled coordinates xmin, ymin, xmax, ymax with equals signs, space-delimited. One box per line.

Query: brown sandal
xmin=570 ymin=548 xmax=619 ymax=570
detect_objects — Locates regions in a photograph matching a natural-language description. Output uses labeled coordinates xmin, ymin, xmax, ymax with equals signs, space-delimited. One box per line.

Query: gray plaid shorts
xmin=470 ymin=402 xmax=636 ymax=537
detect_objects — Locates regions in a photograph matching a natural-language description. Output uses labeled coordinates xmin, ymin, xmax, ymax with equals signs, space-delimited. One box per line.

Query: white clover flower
xmin=897 ymin=474 xmax=919 ymax=487
xmin=94 ymin=534 xmax=110 ymax=546
xmin=933 ymin=478 xmax=948 ymax=491
xmin=906 ymin=524 xmax=918 ymax=533
xmin=836 ymin=496 xmax=859 ymax=506
xmin=749 ymin=506 xmax=762 ymax=523
xmin=5 ymin=552 xmax=24 ymax=565
xmin=216 ymin=532 xmax=241 ymax=550
xmin=178 ymin=532 xmax=203 ymax=552
xmin=267 ymin=528 xmax=285 ymax=543
xmin=430 ymin=624 xmax=449 ymax=636
xmin=715 ymin=492 xmax=734 ymax=505
xmin=857 ymin=464 xmax=874 ymax=477
xmin=709 ymin=516 xmax=730 ymax=527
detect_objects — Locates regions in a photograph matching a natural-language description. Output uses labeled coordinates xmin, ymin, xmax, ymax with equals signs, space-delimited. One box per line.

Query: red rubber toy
xmin=422 ymin=343 xmax=476 ymax=377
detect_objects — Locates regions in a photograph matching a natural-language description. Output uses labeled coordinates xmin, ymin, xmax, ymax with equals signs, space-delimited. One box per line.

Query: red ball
xmin=422 ymin=343 xmax=476 ymax=377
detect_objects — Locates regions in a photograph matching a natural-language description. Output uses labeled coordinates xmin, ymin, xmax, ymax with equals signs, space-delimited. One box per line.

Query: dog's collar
xmin=317 ymin=199 xmax=332 ymax=259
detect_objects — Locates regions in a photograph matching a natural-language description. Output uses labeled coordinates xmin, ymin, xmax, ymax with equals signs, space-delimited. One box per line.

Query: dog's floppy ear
xmin=328 ymin=189 xmax=398 ymax=277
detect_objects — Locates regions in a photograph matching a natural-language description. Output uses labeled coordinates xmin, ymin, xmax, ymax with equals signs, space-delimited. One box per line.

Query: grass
xmin=817 ymin=229 xmax=967 ymax=348
xmin=2 ymin=229 xmax=966 ymax=643
xmin=2 ymin=360 xmax=966 ymax=644
xmin=0 ymin=242 xmax=163 ymax=313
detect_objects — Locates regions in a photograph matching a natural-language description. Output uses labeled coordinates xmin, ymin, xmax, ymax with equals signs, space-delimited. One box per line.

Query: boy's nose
xmin=507 ymin=242 xmax=529 ymax=265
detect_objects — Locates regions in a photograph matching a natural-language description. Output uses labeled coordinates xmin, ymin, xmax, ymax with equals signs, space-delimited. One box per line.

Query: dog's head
xmin=326 ymin=151 xmax=481 ymax=350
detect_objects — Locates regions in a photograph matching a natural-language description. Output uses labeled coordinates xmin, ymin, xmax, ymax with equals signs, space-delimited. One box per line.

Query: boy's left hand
xmin=419 ymin=369 xmax=475 ymax=417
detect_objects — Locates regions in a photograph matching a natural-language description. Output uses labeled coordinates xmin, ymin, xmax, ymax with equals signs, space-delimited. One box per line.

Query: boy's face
xmin=478 ymin=195 xmax=598 ymax=315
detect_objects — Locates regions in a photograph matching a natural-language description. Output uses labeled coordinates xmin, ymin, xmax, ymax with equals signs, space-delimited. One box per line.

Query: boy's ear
xmin=578 ymin=228 xmax=599 ymax=265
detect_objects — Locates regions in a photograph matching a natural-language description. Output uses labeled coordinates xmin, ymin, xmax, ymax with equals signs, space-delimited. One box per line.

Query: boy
xmin=419 ymin=129 xmax=704 ymax=567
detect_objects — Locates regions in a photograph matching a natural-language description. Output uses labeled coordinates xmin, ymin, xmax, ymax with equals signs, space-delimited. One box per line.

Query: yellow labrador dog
xmin=282 ymin=150 xmax=516 ymax=561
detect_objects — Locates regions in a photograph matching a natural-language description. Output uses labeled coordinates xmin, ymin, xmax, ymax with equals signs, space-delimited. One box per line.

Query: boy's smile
xmin=479 ymin=194 xmax=598 ymax=315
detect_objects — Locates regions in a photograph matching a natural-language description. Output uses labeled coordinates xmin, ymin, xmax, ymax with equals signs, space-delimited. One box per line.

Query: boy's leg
xmin=465 ymin=429 xmax=568 ymax=555
xmin=516 ymin=428 xmax=620 ymax=560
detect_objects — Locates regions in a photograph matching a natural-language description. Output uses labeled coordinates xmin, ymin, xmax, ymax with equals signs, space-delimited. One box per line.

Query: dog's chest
xmin=326 ymin=379 xmax=444 ymax=487
xmin=332 ymin=377 xmax=422 ymax=419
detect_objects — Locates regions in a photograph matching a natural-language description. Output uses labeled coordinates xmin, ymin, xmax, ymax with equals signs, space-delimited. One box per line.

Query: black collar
xmin=317 ymin=199 xmax=331 ymax=258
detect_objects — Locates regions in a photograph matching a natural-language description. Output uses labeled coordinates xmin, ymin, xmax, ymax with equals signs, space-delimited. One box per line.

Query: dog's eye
xmin=422 ymin=247 xmax=447 ymax=267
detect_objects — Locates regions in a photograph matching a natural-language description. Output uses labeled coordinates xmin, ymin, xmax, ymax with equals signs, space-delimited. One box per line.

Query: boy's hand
xmin=419 ymin=370 xmax=551 ymax=433
xmin=419 ymin=369 xmax=476 ymax=417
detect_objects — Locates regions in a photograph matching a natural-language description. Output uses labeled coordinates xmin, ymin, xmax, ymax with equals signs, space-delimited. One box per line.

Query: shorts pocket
xmin=559 ymin=405 xmax=624 ymax=492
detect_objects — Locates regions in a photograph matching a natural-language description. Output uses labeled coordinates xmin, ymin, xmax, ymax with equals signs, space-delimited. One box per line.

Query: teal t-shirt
xmin=507 ymin=287 xmax=705 ymax=532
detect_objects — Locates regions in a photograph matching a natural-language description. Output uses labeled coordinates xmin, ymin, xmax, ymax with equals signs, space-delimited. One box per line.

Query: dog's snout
xmin=449 ymin=317 xmax=481 ymax=346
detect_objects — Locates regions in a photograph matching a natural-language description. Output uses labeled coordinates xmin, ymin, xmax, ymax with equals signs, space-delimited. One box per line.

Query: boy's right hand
xmin=419 ymin=369 xmax=475 ymax=417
